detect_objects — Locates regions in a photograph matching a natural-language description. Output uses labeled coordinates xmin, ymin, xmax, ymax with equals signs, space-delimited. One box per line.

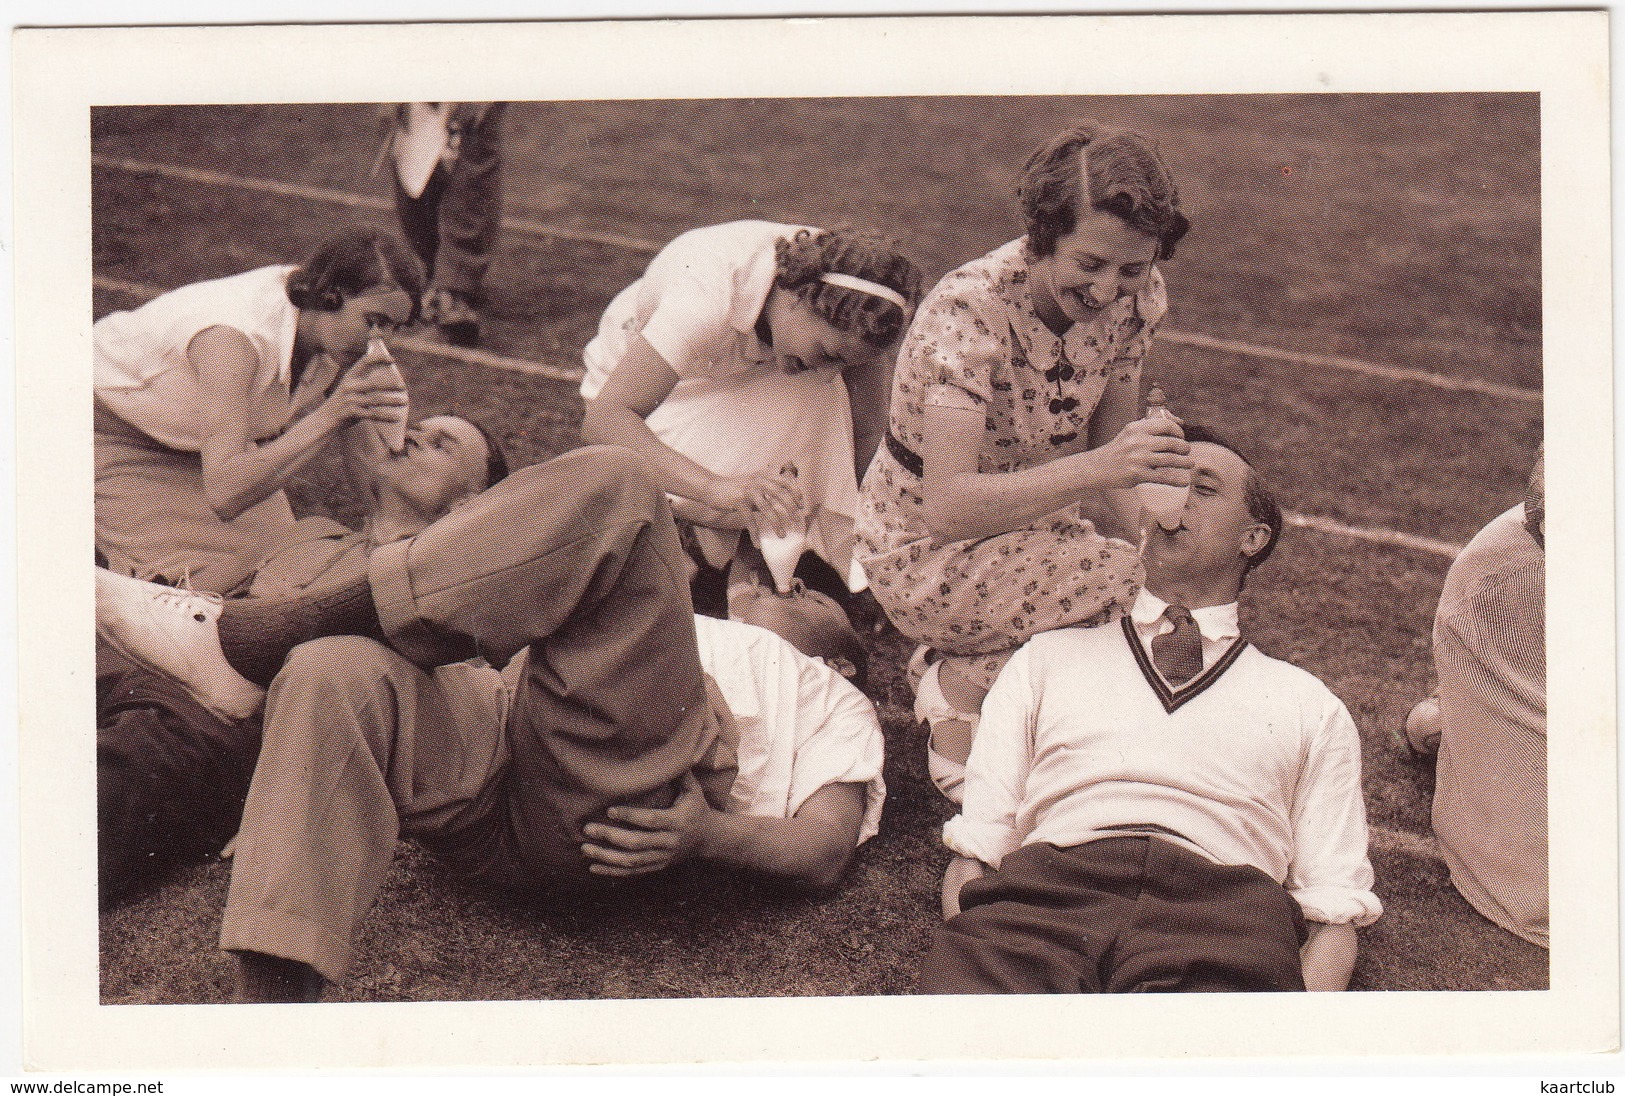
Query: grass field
xmin=92 ymin=95 xmax=1547 ymax=1001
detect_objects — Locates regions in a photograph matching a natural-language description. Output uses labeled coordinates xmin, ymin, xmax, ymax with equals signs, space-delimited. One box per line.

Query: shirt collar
xmin=1131 ymin=588 xmax=1241 ymax=645
xmin=733 ymin=234 xmax=791 ymax=368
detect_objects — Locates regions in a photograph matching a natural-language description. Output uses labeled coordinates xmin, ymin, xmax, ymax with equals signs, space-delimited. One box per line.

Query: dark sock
xmin=217 ymin=575 xmax=385 ymax=687
xmin=233 ymin=951 xmax=325 ymax=1003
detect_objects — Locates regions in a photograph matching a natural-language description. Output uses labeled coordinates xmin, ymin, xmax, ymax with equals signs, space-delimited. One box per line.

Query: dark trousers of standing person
xmin=97 ymin=641 xmax=261 ymax=907
xmin=393 ymin=102 xmax=506 ymax=313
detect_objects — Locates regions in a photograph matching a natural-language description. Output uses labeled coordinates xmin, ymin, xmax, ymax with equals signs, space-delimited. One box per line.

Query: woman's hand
xmin=1091 ymin=413 xmax=1193 ymax=489
xmin=581 ymin=773 xmax=717 ymax=878
xmin=317 ymin=358 xmax=409 ymax=430
xmin=706 ymin=468 xmax=804 ymax=538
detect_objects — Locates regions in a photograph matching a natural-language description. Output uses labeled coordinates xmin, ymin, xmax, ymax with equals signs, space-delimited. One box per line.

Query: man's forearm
xmin=699 ymin=812 xmax=854 ymax=892
xmin=1300 ymin=922 xmax=1358 ymax=991
xmin=697 ymin=783 xmax=866 ymax=893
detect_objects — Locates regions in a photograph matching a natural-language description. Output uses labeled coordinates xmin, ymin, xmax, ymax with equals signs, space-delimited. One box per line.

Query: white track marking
xmin=94 ymin=154 xmax=1542 ymax=407
xmin=1285 ymin=512 xmax=1462 ymax=558
xmin=94 ymin=154 xmax=661 ymax=254
xmin=1158 ymin=329 xmax=1541 ymax=405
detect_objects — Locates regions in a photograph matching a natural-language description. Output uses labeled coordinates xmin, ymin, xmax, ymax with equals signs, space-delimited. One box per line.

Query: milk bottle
xmin=1134 ymin=384 xmax=1189 ymax=532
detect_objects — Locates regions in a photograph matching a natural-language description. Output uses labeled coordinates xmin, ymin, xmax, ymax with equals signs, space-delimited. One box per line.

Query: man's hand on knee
xmin=581 ymin=772 xmax=714 ymax=878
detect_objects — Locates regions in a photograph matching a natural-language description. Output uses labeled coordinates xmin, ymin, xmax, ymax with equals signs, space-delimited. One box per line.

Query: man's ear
xmin=1239 ymin=521 xmax=1271 ymax=561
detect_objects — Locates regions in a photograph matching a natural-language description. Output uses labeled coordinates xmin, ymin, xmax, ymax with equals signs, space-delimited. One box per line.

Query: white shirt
xmin=1128 ymin=589 xmax=1241 ymax=676
xmin=94 ymin=265 xmax=306 ymax=451
xmin=943 ymin=590 xmax=1382 ymax=926
xmin=1432 ymin=504 xmax=1546 ymax=945
xmin=499 ymin=615 xmax=886 ymax=844
xmin=580 ymin=220 xmax=811 ymax=398
xmin=692 ymin=615 xmax=886 ymax=844
xmin=579 ymin=220 xmax=864 ymax=589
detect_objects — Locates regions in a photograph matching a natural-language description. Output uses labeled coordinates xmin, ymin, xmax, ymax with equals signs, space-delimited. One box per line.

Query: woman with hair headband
xmin=95 ymin=230 xmax=425 ymax=594
xmin=581 ymin=220 xmax=921 ymax=607
xmin=856 ymin=121 xmax=1195 ymax=800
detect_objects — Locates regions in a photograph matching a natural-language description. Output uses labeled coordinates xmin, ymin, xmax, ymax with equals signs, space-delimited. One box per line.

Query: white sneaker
xmin=95 ymin=568 xmax=265 ymax=722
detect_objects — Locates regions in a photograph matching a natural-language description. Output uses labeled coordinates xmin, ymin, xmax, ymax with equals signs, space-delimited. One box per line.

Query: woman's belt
xmin=884 ymin=429 xmax=924 ymax=478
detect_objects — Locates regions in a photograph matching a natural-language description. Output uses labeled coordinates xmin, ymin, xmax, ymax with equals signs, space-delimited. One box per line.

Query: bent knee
xmin=270 ymin=637 xmax=408 ymax=711
xmin=565 ymin=445 xmax=665 ymax=517
xmin=278 ymin=635 xmax=396 ymax=676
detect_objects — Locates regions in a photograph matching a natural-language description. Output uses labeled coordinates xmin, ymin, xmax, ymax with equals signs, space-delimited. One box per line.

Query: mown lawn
xmin=92 ymin=95 xmax=1546 ymax=1001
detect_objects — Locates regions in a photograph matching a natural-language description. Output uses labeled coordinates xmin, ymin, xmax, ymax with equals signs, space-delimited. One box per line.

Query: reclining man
xmin=95 ymin=414 xmax=513 ymax=902
xmin=918 ymin=425 xmax=1381 ymax=995
xmin=98 ymin=421 xmax=884 ymax=1001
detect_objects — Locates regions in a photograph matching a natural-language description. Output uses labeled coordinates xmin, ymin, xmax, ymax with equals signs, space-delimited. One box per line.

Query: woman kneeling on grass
xmin=855 ymin=121 xmax=1195 ymax=802
xmin=94 ymin=230 xmax=424 ymax=595
xmin=580 ymin=220 xmax=922 ymax=612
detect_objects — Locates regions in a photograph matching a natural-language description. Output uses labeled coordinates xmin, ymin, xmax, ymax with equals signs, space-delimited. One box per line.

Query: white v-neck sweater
xmin=944 ymin=617 xmax=1382 ymax=926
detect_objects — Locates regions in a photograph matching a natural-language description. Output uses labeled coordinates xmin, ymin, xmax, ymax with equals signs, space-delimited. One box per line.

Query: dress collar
xmin=1130 ymin=588 xmax=1241 ymax=645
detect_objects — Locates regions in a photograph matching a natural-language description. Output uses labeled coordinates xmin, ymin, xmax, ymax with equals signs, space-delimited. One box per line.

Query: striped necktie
xmin=1152 ymin=604 xmax=1204 ymax=686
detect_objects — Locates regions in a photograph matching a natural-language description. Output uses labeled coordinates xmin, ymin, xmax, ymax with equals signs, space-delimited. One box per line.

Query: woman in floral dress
xmin=856 ymin=121 xmax=1194 ymax=800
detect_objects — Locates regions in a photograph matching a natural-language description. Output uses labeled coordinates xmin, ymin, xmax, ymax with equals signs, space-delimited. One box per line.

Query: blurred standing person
xmin=383 ymin=102 xmax=507 ymax=347
xmin=855 ymin=121 xmax=1193 ymax=802
xmin=1408 ymin=448 xmax=1547 ymax=947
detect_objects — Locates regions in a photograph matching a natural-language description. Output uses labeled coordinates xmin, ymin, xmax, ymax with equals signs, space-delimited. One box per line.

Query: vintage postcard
xmin=11 ymin=10 xmax=1615 ymax=1070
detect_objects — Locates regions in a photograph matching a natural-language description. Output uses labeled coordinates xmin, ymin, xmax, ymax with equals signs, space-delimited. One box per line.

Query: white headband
xmin=820 ymin=272 xmax=910 ymax=312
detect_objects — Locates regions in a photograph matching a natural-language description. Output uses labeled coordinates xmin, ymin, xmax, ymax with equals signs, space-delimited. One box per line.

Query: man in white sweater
xmin=919 ymin=425 xmax=1381 ymax=994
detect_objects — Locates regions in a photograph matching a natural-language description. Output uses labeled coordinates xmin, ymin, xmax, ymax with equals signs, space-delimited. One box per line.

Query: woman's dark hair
xmin=773 ymin=227 xmax=923 ymax=350
xmin=1180 ymin=422 xmax=1283 ymax=575
xmin=1019 ymin=121 xmax=1191 ymax=261
xmin=285 ymin=231 xmax=427 ymax=320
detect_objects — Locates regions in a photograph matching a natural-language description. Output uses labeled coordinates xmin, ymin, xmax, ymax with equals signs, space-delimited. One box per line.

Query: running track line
xmin=93 ymin=275 xmax=1466 ymax=560
xmin=94 ymin=154 xmax=1542 ymax=407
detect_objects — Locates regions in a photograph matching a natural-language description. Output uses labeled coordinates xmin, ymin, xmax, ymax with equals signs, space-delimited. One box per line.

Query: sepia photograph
xmin=12 ymin=10 xmax=1616 ymax=1071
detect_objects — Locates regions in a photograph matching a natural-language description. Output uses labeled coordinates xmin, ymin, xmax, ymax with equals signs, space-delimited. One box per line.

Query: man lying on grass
xmin=93 ymin=413 xmax=512 ymax=906
xmin=918 ymin=426 xmax=1382 ymax=994
xmin=97 ymin=423 xmax=884 ymax=1003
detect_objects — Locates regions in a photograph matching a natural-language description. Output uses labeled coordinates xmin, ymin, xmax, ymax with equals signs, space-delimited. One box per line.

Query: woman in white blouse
xmin=95 ymin=231 xmax=423 ymax=593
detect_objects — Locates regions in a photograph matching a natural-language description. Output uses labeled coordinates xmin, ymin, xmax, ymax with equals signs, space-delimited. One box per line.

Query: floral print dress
xmin=855 ymin=238 xmax=1167 ymax=690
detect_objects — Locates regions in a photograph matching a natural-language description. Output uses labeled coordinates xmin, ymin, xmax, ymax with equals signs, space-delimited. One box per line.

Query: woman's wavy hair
xmin=773 ymin=227 xmax=923 ymax=350
xmin=1019 ymin=121 xmax=1191 ymax=261
xmin=285 ymin=231 xmax=426 ymax=321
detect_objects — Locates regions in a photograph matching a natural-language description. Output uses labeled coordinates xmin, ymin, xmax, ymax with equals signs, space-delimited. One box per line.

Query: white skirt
xmin=648 ymin=366 xmax=865 ymax=590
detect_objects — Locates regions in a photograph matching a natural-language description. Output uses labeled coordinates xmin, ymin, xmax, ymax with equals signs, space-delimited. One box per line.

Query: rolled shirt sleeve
xmin=941 ymin=645 xmax=1037 ymax=867
xmin=700 ymin=616 xmax=887 ymax=845
xmin=780 ymin=659 xmax=887 ymax=846
xmin=1285 ymin=699 xmax=1384 ymax=926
